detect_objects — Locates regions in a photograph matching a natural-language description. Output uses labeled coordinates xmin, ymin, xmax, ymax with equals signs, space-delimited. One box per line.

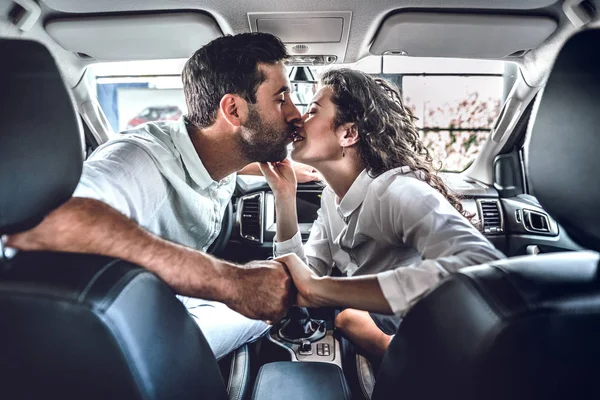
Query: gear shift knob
xmin=287 ymin=306 xmax=310 ymax=321
xmin=277 ymin=306 xmax=326 ymax=343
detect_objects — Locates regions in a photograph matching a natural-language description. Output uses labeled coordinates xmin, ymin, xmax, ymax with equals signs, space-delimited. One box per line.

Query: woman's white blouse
xmin=274 ymin=167 xmax=506 ymax=315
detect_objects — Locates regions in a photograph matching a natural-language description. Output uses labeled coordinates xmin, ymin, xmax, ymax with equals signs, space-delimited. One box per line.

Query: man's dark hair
xmin=182 ymin=32 xmax=288 ymax=129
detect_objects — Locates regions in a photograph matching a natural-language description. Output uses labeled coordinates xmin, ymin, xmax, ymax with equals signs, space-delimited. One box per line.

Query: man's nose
xmin=291 ymin=117 xmax=304 ymax=129
xmin=285 ymin=102 xmax=303 ymax=124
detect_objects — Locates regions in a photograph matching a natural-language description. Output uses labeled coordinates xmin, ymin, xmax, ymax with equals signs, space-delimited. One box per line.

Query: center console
xmin=252 ymin=307 xmax=351 ymax=400
xmin=267 ymin=306 xmax=343 ymax=368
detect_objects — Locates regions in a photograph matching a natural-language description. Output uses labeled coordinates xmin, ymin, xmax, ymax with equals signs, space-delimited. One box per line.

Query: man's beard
xmin=238 ymin=106 xmax=293 ymax=163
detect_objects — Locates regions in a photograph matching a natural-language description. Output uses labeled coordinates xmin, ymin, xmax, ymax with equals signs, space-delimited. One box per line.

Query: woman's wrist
xmin=274 ymin=190 xmax=297 ymax=204
xmin=274 ymin=196 xmax=299 ymax=242
xmin=307 ymin=276 xmax=335 ymax=308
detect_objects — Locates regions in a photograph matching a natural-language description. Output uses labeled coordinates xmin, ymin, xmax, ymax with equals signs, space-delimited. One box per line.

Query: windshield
xmin=88 ymin=56 xmax=511 ymax=172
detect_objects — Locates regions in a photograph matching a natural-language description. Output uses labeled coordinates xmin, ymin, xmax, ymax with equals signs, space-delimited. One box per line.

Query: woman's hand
xmin=258 ymin=159 xmax=298 ymax=199
xmin=275 ymin=253 xmax=323 ymax=308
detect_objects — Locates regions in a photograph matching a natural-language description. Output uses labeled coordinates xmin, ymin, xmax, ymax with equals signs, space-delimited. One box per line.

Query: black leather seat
xmin=372 ymin=29 xmax=600 ymax=400
xmin=0 ymin=39 xmax=246 ymax=400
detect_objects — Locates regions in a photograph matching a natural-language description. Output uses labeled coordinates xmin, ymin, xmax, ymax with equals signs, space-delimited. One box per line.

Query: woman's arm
xmin=260 ymin=161 xmax=333 ymax=276
xmin=258 ymin=160 xmax=299 ymax=242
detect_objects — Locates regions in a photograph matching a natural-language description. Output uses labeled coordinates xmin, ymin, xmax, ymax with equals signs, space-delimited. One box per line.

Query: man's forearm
xmin=238 ymin=162 xmax=261 ymax=176
xmin=5 ymin=197 xmax=237 ymax=303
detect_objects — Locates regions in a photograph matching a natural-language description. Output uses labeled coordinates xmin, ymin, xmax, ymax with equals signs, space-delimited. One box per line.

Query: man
xmin=6 ymin=33 xmax=315 ymax=359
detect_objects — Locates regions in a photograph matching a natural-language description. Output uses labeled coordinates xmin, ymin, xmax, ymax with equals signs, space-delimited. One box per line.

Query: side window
xmin=291 ymin=82 xmax=318 ymax=115
xmin=402 ymin=75 xmax=504 ymax=172
xmin=92 ymin=73 xmax=186 ymax=132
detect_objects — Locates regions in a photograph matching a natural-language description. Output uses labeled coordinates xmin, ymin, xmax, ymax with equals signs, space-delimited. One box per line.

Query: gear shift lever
xmin=277 ymin=306 xmax=326 ymax=343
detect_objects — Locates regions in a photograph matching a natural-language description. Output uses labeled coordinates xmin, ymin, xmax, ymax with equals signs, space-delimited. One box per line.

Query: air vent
xmin=477 ymin=199 xmax=504 ymax=235
xmin=238 ymin=193 xmax=264 ymax=243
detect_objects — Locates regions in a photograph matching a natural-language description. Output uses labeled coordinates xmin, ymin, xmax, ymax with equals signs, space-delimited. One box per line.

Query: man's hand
xmin=239 ymin=161 xmax=320 ymax=185
xmin=292 ymin=161 xmax=321 ymax=184
xmin=226 ymin=260 xmax=294 ymax=322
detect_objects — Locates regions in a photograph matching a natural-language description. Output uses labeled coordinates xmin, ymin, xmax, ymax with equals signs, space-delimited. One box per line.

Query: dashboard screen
xmin=289 ymin=191 xmax=321 ymax=224
xmin=264 ymin=191 xmax=322 ymax=233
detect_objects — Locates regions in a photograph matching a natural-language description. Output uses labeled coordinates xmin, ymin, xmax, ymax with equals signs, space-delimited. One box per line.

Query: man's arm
xmin=6 ymin=197 xmax=292 ymax=321
xmin=239 ymin=161 xmax=321 ymax=183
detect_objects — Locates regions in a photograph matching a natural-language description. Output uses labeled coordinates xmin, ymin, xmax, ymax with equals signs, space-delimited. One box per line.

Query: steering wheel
xmin=207 ymin=200 xmax=233 ymax=257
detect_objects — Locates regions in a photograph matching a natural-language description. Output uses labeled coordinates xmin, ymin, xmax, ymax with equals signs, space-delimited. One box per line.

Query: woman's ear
xmin=219 ymin=94 xmax=247 ymax=128
xmin=338 ymin=123 xmax=360 ymax=147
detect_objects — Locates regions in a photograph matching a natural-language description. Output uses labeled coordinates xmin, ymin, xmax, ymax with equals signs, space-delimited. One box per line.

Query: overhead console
xmin=370 ymin=11 xmax=558 ymax=59
xmin=248 ymin=11 xmax=352 ymax=66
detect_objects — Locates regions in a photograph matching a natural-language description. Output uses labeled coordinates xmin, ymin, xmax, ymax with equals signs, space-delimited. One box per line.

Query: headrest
xmin=0 ymin=39 xmax=83 ymax=235
xmin=527 ymin=29 xmax=600 ymax=251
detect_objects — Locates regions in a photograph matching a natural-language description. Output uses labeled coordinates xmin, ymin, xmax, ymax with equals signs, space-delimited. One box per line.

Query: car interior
xmin=1 ymin=0 xmax=600 ymax=399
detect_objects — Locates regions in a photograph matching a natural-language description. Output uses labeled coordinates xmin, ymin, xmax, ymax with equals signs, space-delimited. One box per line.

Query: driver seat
xmin=0 ymin=38 xmax=248 ymax=400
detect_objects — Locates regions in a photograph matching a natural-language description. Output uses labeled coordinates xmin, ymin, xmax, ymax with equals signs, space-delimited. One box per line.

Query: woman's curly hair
xmin=320 ymin=68 xmax=474 ymax=221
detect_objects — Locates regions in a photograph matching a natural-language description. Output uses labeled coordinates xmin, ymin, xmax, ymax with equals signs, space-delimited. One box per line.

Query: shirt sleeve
xmin=73 ymin=141 xmax=169 ymax=225
xmin=375 ymin=178 xmax=506 ymax=315
xmin=273 ymin=207 xmax=333 ymax=276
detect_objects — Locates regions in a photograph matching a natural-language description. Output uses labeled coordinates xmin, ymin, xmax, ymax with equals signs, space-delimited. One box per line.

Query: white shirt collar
xmin=336 ymin=167 xmax=415 ymax=219
xmin=337 ymin=169 xmax=374 ymax=219
xmin=170 ymin=117 xmax=216 ymax=190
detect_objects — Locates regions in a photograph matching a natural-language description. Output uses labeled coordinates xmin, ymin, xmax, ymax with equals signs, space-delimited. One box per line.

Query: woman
xmin=260 ymin=69 xmax=505 ymax=361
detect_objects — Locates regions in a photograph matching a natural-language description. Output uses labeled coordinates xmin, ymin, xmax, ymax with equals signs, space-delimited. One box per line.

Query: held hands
xmin=228 ymin=254 xmax=323 ymax=322
xmin=229 ymin=259 xmax=295 ymax=323
xmin=275 ymin=253 xmax=323 ymax=308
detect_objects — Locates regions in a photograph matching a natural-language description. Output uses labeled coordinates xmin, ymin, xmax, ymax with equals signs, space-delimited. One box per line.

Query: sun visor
xmin=370 ymin=12 xmax=558 ymax=59
xmin=249 ymin=12 xmax=352 ymax=65
xmin=45 ymin=12 xmax=222 ymax=61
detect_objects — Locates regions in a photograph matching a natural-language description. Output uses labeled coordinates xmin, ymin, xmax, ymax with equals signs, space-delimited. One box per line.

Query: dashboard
xmin=217 ymin=173 xmax=581 ymax=263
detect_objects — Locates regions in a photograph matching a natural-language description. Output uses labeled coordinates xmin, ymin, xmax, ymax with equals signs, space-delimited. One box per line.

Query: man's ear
xmin=219 ymin=94 xmax=247 ymax=128
xmin=339 ymin=123 xmax=360 ymax=147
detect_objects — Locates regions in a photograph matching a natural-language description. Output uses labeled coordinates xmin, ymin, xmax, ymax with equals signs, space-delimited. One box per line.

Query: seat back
xmin=373 ymin=28 xmax=600 ymax=400
xmin=0 ymin=253 xmax=227 ymax=400
xmin=0 ymin=39 xmax=226 ymax=400
xmin=374 ymin=251 xmax=600 ymax=400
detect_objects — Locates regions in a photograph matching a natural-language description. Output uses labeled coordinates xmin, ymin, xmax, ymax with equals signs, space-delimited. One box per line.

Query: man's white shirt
xmin=74 ymin=118 xmax=235 ymax=251
xmin=73 ymin=118 xmax=268 ymax=359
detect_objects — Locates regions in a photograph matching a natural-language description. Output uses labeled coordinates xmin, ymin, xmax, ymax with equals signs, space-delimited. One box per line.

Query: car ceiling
xmin=2 ymin=0 xmax=599 ymax=88
xmin=40 ymin=0 xmax=560 ymax=63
